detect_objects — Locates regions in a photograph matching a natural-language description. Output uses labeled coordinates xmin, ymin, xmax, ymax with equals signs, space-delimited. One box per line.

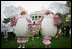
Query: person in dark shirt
xmin=66 ymin=24 xmax=70 ymax=37
xmin=62 ymin=27 xmax=64 ymax=37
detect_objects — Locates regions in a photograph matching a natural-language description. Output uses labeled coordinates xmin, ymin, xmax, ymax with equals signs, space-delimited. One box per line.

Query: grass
xmin=1 ymin=35 xmax=71 ymax=48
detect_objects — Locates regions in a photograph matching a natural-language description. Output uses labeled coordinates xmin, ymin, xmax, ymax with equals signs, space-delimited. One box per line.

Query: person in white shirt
xmin=1 ymin=21 xmax=4 ymax=38
xmin=7 ymin=22 xmax=15 ymax=40
xmin=3 ymin=22 xmax=8 ymax=41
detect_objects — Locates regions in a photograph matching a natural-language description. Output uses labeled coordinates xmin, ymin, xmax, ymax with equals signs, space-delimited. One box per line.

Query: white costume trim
xmin=43 ymin=40 xmax=51 ymax=45
xmin=17 ymin=39 xmax=28 ymax=43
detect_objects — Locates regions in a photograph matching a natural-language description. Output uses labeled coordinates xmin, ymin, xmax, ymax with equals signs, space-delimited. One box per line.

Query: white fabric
xmin=17 ymin=40 xmax=28 ymax=43
xmin=1 ymin=23 xmax=5 ymax=32
xmin=2 ymin=23 xmax=8 ymax=32
xmin=8 ymin=27 xmax=14 ymax=32
xmin=7 ymin=22 xmax=14 ymax=32
xmin=14 ymin=16 xmax=28 ymax=36
xmin=17 ymin=40 xmax=21 ymax=43
xmin=43 ymin=40 xmax=51 ymax=45
xmin=7 ymin=22 xmax=12 ymax=32
xmin=3 ymin=32 xmax=8 ymax=38
xmin=41 ymin=14 xmax=57 ymax=36
xmin=21 ymin=40 xmax=28 ymax=43
xmin=5 ymin=23 xmax=9 ymax=30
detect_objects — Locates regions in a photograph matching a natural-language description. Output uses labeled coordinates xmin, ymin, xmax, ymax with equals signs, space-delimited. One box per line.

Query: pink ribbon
xmin=43 ymin=35 xmax=50 ymax=44
xmin=17 ymin=37 xmax=27 ymax=40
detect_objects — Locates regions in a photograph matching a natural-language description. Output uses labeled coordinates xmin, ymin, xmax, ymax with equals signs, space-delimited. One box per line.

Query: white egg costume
xmin=41 ymin=14 xmax=57 ymax=36
xmin=14 ymin=16 xmax=28 ymax=37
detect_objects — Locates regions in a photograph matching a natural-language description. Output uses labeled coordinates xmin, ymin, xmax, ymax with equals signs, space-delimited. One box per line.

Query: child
xmin=7 ymin=22 xmax=15 ymax=40
xmin=43 ymin=36 xmax=51 ymax=48
xmin=59 ymin=29 xmax=62 ymax=36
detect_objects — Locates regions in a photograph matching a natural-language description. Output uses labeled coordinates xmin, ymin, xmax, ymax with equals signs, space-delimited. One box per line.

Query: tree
xmin=66 ymin=1 xmax=71 ymax=25
xmin=56 ymin=13 xmax=67 ymax=28
xmin=3 ymin=18 xmax=10 ymax=23
xmin=56 ymin=1 xmax=71 ymax=28
xmin=66 ymin=1 xmax=71 ymax=14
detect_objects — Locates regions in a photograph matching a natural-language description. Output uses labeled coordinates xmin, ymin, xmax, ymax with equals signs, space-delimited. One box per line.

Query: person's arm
xmin=26 ymin=17 xmax=30 ymax=22
xmin=26 ymin=16 xmax=32 ymax=29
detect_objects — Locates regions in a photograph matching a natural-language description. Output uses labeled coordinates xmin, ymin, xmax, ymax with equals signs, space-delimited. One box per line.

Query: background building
xmin=30 ymin=11 xmax=44 ymax=24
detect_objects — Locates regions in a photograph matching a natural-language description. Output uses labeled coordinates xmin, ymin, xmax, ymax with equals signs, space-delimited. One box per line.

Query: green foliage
xmin=56 ymin=13 xmax=68 ymax=28
xmin=66 ymin=1 xmax=71 ymax=7
xmin=66 ymin=1 xmax=71 ymax=25
xmin=3 ymin=18 xmax=10 ymax=23
xmin=66 ymin=1 xmax=71 ymax=14
xmin=56 ymin=1 xmax=71 ymax=28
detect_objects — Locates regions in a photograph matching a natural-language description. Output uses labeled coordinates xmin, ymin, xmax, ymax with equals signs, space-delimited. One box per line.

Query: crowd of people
xmin=56 ymin=24 xmax=71 ymax=38
xmin=1 ymin=21 xmax=16 ymax=41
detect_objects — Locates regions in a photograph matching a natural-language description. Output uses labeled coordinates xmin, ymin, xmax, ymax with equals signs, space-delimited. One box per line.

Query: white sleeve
xmin=13 ymin=26 xmax=15 ymax=32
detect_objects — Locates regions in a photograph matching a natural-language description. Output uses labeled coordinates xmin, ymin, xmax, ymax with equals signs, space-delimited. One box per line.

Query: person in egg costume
xmin=38 ymin=10 xmax=61 ymax=48
xmin=13 ymin=7 xmax=31 ymax=48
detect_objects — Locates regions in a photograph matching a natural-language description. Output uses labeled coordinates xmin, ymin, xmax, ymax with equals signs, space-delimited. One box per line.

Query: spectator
xmin=7 ymin=22 xmax=15 ymax=40
xmin=69 ymin=28 xmax=71 ymax=38
xmin=64 ymin=27 xmax=67 ymax=36
xmin=62 ymin=27 xmax=64 ymax=37
xmin=59 ymin=29 xmax=62 ymax=36
xmin=66 ymin=24 xmax=70 ymax=37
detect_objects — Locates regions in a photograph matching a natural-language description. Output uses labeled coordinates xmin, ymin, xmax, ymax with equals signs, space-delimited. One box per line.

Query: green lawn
xmin=1 ymin=35 xmax=71 ymax=48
